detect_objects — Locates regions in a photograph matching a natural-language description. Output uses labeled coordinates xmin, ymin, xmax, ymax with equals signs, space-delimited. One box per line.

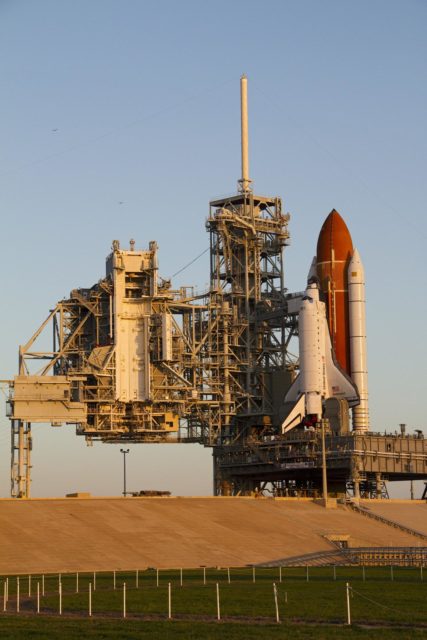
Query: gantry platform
xmin=214 ymin=430 xmax=427 ymax=497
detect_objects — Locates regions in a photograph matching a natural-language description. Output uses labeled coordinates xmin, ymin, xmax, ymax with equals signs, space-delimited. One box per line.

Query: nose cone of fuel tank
xmin=316 ymin=209 xmax=353 ymax=265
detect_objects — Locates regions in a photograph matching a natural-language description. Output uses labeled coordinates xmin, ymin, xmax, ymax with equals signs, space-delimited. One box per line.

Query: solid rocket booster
xmin=348 ymin=249 xmax=369 ymax=431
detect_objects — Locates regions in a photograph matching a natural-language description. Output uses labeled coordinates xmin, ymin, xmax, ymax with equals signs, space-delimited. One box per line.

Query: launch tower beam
xmin=207 ymin=193 xmax=290 ymax=440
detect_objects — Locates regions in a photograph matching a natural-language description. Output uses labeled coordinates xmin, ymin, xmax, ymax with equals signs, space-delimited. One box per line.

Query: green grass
xmin=35 ymin=580 xmax=426 ymax=624
xmin=0 ymin=617 xmax=426 ymax=640
xmin=1 ymin=567 xmax=426 ymax=638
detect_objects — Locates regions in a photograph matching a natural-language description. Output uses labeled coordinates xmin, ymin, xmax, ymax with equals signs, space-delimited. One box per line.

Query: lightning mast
xmin=238 ymin=74 xmax=252 ymax=193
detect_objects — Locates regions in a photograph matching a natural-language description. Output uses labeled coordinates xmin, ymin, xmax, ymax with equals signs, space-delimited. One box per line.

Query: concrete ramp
xmin=359 ymin=500 xmax=427 ymax=536
xmin=0 ymin=497 xmax=423 ymax=574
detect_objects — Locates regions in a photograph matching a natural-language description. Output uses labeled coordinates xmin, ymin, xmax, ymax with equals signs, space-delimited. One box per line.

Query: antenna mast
xmin=238 ymin=74 xmax=252 ymax=193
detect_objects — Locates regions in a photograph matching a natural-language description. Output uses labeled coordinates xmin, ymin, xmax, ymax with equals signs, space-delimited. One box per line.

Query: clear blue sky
xmin=0 ymin=0 xmax=426 ymax=498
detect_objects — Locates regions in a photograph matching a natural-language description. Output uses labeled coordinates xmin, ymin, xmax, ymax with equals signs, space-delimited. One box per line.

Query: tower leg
xmin=11 ymin=420 xmax=32 ymax=498
xmin=375 ymin=473 xmax=382 ymax=499
xmin=353 ymin=474 xmax=360 ymax=499
xmin=212 ymin=449 xmax=222 ymax=496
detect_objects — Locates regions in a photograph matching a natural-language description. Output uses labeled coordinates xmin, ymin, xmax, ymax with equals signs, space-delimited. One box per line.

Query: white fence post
xmin=37 ymin=582 xmax=40 ymax=614
xmin=3 ymin=581 xmax=6 ymax=612
xmin=216 ymin=583 xmax=220 ymax=621
xmin=59 ymin=581 xmax=62 ymax=615
xmin=58 ymin=573 xmax=61 ymax=591
xmin=123 ymin=583 xmax=126 ymax=619
xmin=168 ymin=582 xmax=172 ymax=619
xmin=180 ymin=568 xmax=183 ymax=587
xmin=273 ymin=582 xmax=280 ymax=623
xmin=88 ymin=582 xmax=92 ymax=617
xmin=6 ymin=577 xmax=8 ymax=603
xmin=156 ymin=569 xmax=159 ymax=588
xmin=76 ymin=572 xmax=79 ymax=593
xmin=16 ymin=577 xmax=20 ymax=613
xmin=203 ymin=567 xmax=206 ymax=585
xmin=227 ymin=568 xmax=230 ymax=584
xmin=273 ymin=582 xmax=280 ymax=622
xmin=252 ymin=567 xmax=255 ymax=583
xmin=346 ymin=582 xmax=351 ymax=625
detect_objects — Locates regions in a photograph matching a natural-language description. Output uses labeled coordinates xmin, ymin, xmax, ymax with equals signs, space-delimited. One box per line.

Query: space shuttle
xmin=282 ymin=278 xmax=359 ymax=432
xmin=282 ymin=210 xmax=369 ymax=433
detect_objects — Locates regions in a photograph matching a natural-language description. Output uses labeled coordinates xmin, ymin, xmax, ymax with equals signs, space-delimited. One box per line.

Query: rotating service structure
xmin=5 ymin=76 xmax=427 ymax=499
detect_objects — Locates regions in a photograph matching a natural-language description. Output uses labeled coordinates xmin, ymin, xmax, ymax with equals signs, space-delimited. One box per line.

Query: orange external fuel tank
xmin=316 ymin=209 xmax=353 ymax=375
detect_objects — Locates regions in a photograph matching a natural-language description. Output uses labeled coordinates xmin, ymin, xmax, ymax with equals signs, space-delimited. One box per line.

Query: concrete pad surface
xmin=0 ymin=497 xmax=423 ymax=574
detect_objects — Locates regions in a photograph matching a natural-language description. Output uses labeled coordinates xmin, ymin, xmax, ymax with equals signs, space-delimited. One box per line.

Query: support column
xmin=11 ymin=420 xmax=32 ymax=498
xmin=212 ymin=448 xmax=221 ymax=496
xmin=375 ymin=473 xmax=383 ymax=499
xmin=352 ymin=471 xmax=360 ymax=500
xmin=321 ymin=419 xmax=328 ymax=502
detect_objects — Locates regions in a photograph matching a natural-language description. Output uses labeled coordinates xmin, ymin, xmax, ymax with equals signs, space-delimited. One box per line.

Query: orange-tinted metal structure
xmin=316 ymin=209 xmax=353 ymax=375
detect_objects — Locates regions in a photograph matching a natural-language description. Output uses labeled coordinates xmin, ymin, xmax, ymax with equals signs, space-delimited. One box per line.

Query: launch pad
xmin=213 ymin=429 xmax=427 ymax=498
xmin=5 ymin=76 xmax=427 ymax=499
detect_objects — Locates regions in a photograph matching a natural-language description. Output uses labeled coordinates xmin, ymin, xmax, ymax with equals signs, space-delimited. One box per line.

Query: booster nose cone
xmin=316 ymin=209 xmax=354 ymax=375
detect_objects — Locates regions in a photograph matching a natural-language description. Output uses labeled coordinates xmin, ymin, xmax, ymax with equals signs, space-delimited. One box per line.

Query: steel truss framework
xmin=207 ymin=193 xmax=291 ymax=427
xmin=8 ymin=188 xmax=298 ymax=497
xmin=7 ymin=189 xmax=427 ymax=499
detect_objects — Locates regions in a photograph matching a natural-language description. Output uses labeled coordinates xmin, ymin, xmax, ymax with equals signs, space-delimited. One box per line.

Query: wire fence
xmin=1 ymin=566 xmax=426 ymax=626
